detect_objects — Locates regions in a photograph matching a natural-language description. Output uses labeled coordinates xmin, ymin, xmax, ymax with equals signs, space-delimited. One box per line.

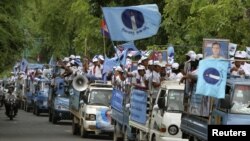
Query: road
xmin=0 ymin=107 xmax=112 ymax=141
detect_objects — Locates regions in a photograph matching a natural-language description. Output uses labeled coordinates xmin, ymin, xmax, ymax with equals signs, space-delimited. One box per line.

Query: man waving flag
xmin=102 ymin=4 xmax=161 ymax=41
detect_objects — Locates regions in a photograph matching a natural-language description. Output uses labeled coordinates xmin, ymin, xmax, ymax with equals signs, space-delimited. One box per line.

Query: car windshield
xmin=89 ymin=89 xmax=112 ymax=106
xmin=166 ymin=89 xmax=184 ymax=112
xmin=231 ymin=85 xmax=250 ymax=114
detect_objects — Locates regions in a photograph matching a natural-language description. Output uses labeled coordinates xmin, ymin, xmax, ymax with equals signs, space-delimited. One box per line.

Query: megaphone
xmin=72 ymin=75 xmax=88 ymax=91
xmin=43 ymin=69 xmax=52 ymax=78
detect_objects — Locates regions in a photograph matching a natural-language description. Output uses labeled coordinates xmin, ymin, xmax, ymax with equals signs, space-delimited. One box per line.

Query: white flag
xmin=229 ymin=43 xmax=237 ymax=56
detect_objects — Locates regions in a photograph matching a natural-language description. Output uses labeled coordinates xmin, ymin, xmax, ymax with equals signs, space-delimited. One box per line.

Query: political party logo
xmin=121 ymin=9 xmax=148 ymax=35
xmin=203 ymin=68 xmax=222 ymax=85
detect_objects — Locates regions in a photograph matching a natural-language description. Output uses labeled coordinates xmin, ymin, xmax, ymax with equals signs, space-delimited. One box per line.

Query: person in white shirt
xmin=5 ymin=85 xmax=18 ymax=116
xmin=127 ymin=65 xmax=148 ymax=91
xmin=88 ymin=58 xmax=102 ymax=81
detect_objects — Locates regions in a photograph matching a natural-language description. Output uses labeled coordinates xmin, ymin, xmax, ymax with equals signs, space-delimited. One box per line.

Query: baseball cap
xmin=75 ymin=56 xmax=81 ymax=59
xmin=63 ymin=57 xmax=69 ymax=62
xmin=115 ymin=66 xmax=124 ymax=72
xmin=185 ymin=50 xmax=195 ymax=57
xmin=92 ymin=58 xmax=98 ymax=62
xmin=172 ymin=63 xmax=179 ymax=69
xmin=141 ymin=56 xmax=148 ymax=61
xmin=69 ymin=55 xmax=75 ymax=59
xmin=196 ymin=54 xmax=203 ymax=60
xmin=137 ymin=65 xmax=145 ymax=70
xmin=98 ymin=55 xmax=104 ymax=61
xmin=235 ymin=51 xmax=246 ymax=58
xmin=148 ymin=60 xmax=154 ymax=65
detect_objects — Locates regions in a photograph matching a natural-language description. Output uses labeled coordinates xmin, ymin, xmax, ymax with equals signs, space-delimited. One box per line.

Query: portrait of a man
xmin=203 ymin=38 xmax=230 ymax=59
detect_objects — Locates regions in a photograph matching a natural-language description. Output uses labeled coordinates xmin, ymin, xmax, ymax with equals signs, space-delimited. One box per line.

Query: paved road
xmin=0 ymin=107 xmax=112 ymax=141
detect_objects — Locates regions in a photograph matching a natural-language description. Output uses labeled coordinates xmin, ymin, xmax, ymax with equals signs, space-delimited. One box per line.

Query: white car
xmin=80 ymin=82 xmax=114 ymax=137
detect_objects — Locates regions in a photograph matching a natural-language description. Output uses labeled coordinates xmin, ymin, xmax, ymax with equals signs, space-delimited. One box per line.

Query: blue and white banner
xmin=117 ymin=41 xmax=141 ymax=56
xmin=111 ymin=89 xmax=124 ymax=112
xmin=130 ymin=89 xmax=147 ymax=124
xmin=102 ymin=4 xmax=161 ymax=41
xmin=96 ymin=108 xmax=113 ymax=131
xmin=195 ymin=59 xmax=229 ymax=98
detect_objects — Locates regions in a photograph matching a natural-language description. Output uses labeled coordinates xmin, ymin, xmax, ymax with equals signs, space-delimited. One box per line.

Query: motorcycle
xmin=6 ymin=98 xmax=16 ymax=120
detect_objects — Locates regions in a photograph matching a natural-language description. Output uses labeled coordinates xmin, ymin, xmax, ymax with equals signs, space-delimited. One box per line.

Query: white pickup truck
xmin=129 ymin=80 xmax=188 ymax=141
xmin=70 ymin=82 xmax=114 ymax=138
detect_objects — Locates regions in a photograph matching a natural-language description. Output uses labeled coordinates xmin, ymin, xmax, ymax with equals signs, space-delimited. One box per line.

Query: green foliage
xmin=1 ymin=0 xmax=250 ymax=77
xmin=163 ymin=0 xmax=250 ymax=62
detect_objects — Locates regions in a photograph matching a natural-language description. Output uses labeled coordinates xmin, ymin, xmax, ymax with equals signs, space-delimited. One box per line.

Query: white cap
xmin=159 ymin=62 xmax=166 ymax=67
xmin=115 ymin=66 xmax=124 ymax=72
xmin=127 ymin=53 xmax=133 ymax=57
xmin=138 ymin=65 xmax=145 ymax=70
xmin=98 ymin=55 xmax=104 ymax=61
xmin=235 ymin=51 xmax=246 ymax=58
xmin=18 ymin=71 xmax=25 ymax=74
xmin=92 ymin=58 xmax=98 ymax=62
xmin=75 ymin=55 xmax=81 ymax=59
xmin=190 ymin=53 xmax=197 ymax=61
xmin=153 ymin=61 xmax=160 ymax=66
xmin=63 ymin=57 xmax=69 ymax=62
xmin=196 ymin=54 xmax=203 ymax=60
xmin=186 ymin=50 xmax=195 ymax=57
xmin=148 ymin=60 xmax=154 ymax=65
xmin=141 ymin=56 xmax=148 ymax=61
xmin=70 ymin=60 xmax=75 ymax=64
xmin=69 ymin=55 xmax=75 ymax=59
xmin=66 ymin=63 xmax=71 ymax=67
xmin=172 ymin=63 xmax=179 ymax=69
xmin=138 ymin=59 xmax=142 ymax=64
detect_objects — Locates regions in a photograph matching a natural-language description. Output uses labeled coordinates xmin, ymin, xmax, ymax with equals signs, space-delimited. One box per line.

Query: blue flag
xmin=118 ymin=41 xmax=141 ymax=56
xmin=20 ymin=58 xmax=28 ymax=72
xmin=102 ymin=4 xmax=161 ymax=41
xmin=195 ymin=59 xmax=229 ymax=98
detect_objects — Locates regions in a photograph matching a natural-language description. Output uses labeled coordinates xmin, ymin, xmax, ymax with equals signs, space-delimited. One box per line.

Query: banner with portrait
xmin=203 ymin=38 xmax=230 ymax=59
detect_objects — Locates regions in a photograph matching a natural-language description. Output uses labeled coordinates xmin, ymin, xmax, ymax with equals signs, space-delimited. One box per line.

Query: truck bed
xmin=180 ymin=113 xmax=208 ymax=141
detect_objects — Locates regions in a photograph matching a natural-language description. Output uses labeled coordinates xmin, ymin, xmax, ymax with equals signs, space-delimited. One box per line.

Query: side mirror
xmin=157 ymin=97 xmax=165 ymax=109
xmin=220 ymin=95 xmax=231 ymax=109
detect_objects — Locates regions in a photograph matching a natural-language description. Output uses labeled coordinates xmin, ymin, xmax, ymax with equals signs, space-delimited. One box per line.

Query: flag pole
xmin=103 ymin=31 xmax=106 ymax=56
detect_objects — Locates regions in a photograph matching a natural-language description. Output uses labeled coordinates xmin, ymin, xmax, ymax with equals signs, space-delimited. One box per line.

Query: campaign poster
xmin=203 ymin=38 xmax=230 ymax=59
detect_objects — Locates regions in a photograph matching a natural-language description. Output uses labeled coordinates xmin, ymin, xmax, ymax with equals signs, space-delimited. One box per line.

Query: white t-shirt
xmin=131 ymin=70 xmax=147 ymax=88
xmin=90 ymin=65 xmax=102 ymax=78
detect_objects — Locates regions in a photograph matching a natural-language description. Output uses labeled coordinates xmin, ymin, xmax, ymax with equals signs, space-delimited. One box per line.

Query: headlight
xmin=85 ymin=114 xmax=96 ymax=121
xmin=168 ymin=125 xmax=179 ymax=135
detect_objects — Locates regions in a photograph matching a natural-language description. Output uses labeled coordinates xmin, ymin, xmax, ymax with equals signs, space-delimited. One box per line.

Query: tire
xmin=80 ymin=124 xmax=88 ymax=138
xmin=9 ymin=108 xmax=14 ymax=120
xmin=49 ymin=111 xmax=52 ymax=122
xmin=151 ymin=135 xmax=156 ymax=141
xmin=72 ymin=118 xmax=78 ymax=135
xmin=113 ymin=122 xmax=122 ymax=141
xmin=52 ymin=111 xmax=57 ymax=124
xmin=36 ymin=107 xmax=40 ymax=116
xmin=33 ymin=104 xmax=35 ymax=115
